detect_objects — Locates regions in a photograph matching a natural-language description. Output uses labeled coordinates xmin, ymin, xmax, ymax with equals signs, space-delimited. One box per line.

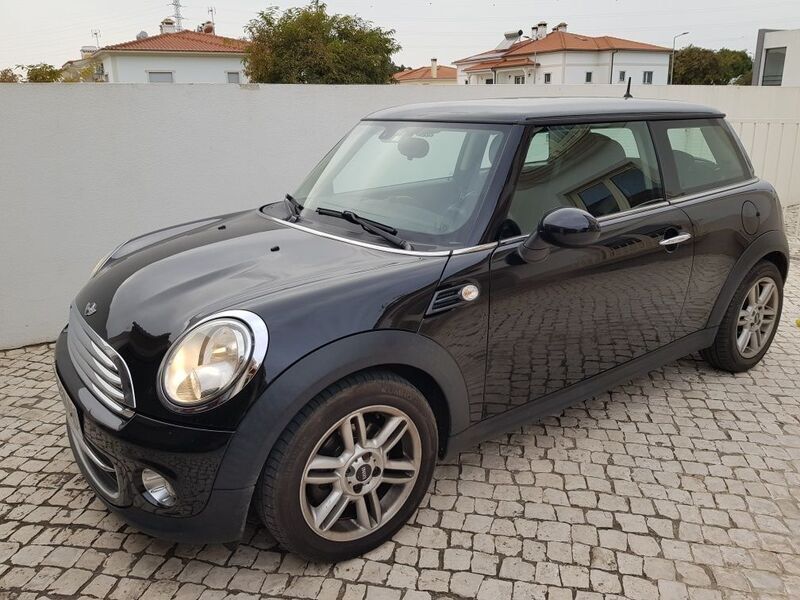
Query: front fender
xmin=213 ymin=330 xmax=470 ymax=490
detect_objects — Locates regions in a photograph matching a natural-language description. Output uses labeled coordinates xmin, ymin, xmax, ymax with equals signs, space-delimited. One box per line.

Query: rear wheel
xmin=701 ymin=260 xmax=783 ymax=372
xmin=255 ymin=371 xmax=437 ymax=561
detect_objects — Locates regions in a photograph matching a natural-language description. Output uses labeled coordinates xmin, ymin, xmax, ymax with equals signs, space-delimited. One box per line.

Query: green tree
xmin=673 ymin=45 xmax=752 ymax=85
xmin=0 ymin=67 xmax=19 ymax=82
xmin=19 ymin=63 xmax=63 ymax=82
xmin=244 ymin=1 xmax=400 ymax=84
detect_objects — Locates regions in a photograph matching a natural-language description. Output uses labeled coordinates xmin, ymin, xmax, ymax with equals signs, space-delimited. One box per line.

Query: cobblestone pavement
xmin=1 ymin=268 xmax=799 ymax=600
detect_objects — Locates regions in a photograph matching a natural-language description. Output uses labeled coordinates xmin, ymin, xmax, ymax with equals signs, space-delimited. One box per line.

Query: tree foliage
xmin=19 ymin=63 xmax=63 ymax=82
xmin=0 ymin=68 xmax=19 ymax=83
xmin=673 ymin=46 xmax=752 ymax=85
xmin=244 ymin=1 xmax=400 ymax=84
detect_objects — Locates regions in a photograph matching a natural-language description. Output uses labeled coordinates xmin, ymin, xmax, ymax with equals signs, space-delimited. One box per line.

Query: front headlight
xmin=159 ymin=311 xmax=268 ymax=412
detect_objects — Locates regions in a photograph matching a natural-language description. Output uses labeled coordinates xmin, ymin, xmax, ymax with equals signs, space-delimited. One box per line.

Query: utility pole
xmin=91 ymin=29 xmax=101 ymax=48
xmin=670 ymin=31 xmax=689 ymax=84
xmin=169 ymin=0 xmax=186 ymax=31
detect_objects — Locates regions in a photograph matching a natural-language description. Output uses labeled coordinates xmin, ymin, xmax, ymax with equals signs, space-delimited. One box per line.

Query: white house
xmin=752 ymin=28 xmax=799 ymax=86
xmin=454 ymin=22 xmax=671 ymax=86
xmin=88 ymin=19 xmax=248 ymax=84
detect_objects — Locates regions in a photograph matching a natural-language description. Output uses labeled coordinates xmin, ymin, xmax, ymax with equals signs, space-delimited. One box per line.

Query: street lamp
xmin=670 ymin=31 xmax=689 ymax=84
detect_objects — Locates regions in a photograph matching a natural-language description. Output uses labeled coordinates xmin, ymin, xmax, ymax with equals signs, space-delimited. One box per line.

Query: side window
xmin=505 ymin=121 xmax=664 ymax=236
xmin=659 ymin=119 xmax=750 ymax=196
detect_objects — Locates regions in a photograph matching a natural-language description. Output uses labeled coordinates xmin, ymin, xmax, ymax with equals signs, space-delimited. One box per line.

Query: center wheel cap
xmin=356 ymin=464 xmax=372 ymax=482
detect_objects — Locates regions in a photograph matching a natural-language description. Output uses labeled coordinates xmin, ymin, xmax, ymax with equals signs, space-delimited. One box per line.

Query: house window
xmin=585 ymin=71 xmax=593 ymax=83
xmin=147 ymin=71 xmax=174 ymax=83
xmin=619 ymin=70 xmax=626 ymax=82
xmin=544 ymin=73 xmax=551 ymax=84
xmin=514 ymin=75 xmax=525 ymax=84
xmin=226 ymin=71 xmax=241 ymax=84
xmin=761 ymin=47 xmax=786 ymax=85
xmin=485 ymin=78 xmax=494 ymax=85
xmin=642 ymin=71 xmax=653 ymax=85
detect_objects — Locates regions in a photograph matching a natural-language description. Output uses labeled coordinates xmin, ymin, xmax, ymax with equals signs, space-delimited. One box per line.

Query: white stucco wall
xmin=102 ymin=53 xmax=247 ymax=83
xmin=1 ymin=84 xmax=798 ymax=349
xmin=757 ymin=30 xmax=800 ymax=86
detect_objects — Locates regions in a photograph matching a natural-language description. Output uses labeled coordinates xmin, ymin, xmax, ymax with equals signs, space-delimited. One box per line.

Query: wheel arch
xmin=213 ymin=330 xmax=470 ymax=490
xmin=707 ymin=230 xmax=790 ymax=329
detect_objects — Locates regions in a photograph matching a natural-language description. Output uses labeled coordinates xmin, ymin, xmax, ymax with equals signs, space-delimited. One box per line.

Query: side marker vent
xmin=427 ymin=283 xmax=480 ymax=315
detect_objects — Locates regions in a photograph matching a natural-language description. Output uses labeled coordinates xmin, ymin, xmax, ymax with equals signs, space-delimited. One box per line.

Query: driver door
xmin=483 ymin=120 xmax=694 ymax=419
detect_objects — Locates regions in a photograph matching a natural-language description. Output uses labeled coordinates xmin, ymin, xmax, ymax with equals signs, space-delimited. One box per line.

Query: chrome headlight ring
xmin=157 ymin=310 xmax=269 ymax=414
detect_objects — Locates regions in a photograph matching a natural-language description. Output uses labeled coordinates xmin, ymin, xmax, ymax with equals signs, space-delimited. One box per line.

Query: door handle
xmin=659 ymin=232 xmax=692 ymax=246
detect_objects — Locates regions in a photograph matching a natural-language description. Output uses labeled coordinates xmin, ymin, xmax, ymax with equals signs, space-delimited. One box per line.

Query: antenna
xmin=91 ymin=29 xmax=101 ymax=48
xmin=168 ymin=0 xmax=186 ymax=31
xmin=208 ymin=6 xmax=216 ymax=24
xmin=623 ymin=76 xmax=633 ymax=99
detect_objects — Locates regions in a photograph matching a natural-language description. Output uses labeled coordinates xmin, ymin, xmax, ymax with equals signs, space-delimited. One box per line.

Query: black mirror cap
xmin=538 ymin=207 xmax=601 ymax=248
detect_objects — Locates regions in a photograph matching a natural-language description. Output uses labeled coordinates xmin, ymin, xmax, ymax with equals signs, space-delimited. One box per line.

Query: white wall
xmin=757 ymin=30 xmax=800 ymax=86
xmin=102 ymin=53 xmax=247 ymax=83
xmin=1 ymin=84 xmax=798 ymax=349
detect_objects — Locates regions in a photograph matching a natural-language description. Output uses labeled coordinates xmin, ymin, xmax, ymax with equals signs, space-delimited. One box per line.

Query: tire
xmin=701 ymin=260 xmax=783 ymax=372
xmin=255 ymin=370 xmax=438 ymax=561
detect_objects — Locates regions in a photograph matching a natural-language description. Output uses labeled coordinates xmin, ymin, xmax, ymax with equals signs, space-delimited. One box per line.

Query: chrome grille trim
xmin=67 ymin=305 xmax=135 ymax=416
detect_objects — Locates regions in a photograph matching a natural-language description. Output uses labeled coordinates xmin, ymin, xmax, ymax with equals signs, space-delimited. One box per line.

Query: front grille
xmin=67 ymin=305 xmax=135 ymax=417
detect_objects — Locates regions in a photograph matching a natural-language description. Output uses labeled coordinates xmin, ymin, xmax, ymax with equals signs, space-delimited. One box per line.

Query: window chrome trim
xmin=666 ymin=177 xmax=758 ymax=205
xmin=260 ymin=213 xmax=498 ymax=257
xmin=157 ymin=309 xmax=269 ymax=414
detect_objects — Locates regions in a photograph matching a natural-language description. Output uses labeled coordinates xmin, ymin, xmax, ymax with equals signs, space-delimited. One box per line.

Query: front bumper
xmin=55 ymin=330 xmax=254 ymax=543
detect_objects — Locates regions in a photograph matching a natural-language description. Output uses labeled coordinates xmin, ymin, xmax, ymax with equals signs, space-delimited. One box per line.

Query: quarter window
xmin=659 ymin=119 xmax=750 ymax=195
xmin=505 ymin=121 xmax=664 ymax=235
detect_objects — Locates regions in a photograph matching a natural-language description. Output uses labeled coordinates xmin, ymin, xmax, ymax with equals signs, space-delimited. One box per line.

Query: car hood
xmin=75 ymin=209 xmax=445 ymax=346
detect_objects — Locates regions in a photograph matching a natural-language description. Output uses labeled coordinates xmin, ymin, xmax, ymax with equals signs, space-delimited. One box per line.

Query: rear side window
xmin=656 ymin=119 xmax=751 ymax=196
xmin=505 ymin=121 xmax=664 ymax=236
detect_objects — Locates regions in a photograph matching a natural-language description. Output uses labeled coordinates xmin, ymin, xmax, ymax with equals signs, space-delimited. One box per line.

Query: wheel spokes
xmin=737 ymin=327 xmax=752 ymax=353
xmin=313 ymin=488 xmax=350 ymax=531
xmin=757 ymin=281 xmax=775 ymax=306
xmin=372 ymin=415 xmax=408 ymax=452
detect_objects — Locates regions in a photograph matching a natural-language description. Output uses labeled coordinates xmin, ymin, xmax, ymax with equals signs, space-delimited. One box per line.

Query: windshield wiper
xmin=284 ymin=193 xmax=303 ymax=221
xmin=316 ymin=207 xmax=413 ymax=250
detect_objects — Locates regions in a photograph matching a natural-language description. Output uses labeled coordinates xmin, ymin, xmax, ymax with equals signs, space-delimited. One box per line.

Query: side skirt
xmin=444 ymin=327 xmax=717 ymax=459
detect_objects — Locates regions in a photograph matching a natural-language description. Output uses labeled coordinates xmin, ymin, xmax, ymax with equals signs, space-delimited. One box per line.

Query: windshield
xmin=291 ymin=121 xmax=511 ymax=248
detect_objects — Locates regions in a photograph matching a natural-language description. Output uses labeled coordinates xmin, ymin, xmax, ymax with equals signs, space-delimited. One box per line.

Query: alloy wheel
xmin=299 ymin=405 xmax=421 ymax=541
xmin=736 ymin=277 xmax=779 ymax=358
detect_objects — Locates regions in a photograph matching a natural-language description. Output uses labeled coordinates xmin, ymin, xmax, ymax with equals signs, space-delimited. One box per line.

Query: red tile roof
xmin=100 ymin=30 xmax=247 ymax=54
xmin=504 ymin=31 xmax=669 ymax=56
xmin=393 ymin=65 xmax=457 ymax=82
xmin=464 ymin=57 xmax=538 ymax=73
xmin=456 ymin=31 xmax=669 ymax=64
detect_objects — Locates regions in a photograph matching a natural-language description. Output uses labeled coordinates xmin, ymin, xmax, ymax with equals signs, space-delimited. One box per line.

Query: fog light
xmin=142 ymin=469 xmax=177 ymax=507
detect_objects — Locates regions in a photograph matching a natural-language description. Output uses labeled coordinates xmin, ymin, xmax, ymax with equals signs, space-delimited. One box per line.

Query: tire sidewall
xmin=262 ymin=375 xmax=437 ymax=561
xmin=725 ymin=262 xmax=783 ymax=369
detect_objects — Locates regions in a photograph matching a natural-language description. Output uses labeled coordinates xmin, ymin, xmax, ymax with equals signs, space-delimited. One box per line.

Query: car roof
xmin=364 ymin=97 xmax=724 ymax=125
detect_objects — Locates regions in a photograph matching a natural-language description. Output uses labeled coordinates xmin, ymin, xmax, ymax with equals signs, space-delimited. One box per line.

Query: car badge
xmin=84 ymin=302 xmax=97 ymax=316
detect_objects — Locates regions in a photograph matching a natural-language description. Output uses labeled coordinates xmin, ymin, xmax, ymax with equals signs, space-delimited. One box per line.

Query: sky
xmin=1 ymin=0 xmax=798 ymax=69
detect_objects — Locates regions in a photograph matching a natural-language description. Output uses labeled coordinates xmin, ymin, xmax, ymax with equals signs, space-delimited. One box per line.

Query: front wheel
xmin=701 ymin=260 xmax=783 ymax=372
xmin=255 ymin=371 xmax=438 ymax=561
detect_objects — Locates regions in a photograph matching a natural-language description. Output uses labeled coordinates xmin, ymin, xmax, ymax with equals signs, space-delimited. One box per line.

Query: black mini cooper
xmin=55 ymin=98 xmax=789 ymax=561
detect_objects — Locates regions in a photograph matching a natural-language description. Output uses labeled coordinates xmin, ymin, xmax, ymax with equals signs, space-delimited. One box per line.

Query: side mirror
xmin=518 ymin=207 xmax=601 ymax=262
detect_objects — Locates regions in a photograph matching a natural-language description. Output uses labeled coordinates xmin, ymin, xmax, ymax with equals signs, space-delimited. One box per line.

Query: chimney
xmin=160 ymin=18 xmax=177 ymax=34
xmin=80 ymin=46 xmax=98 ymax=59
xmin=430 ymin=58 xmax=438 ymax=79
xmin=531 ymin=26 xmax=538 ymax=39
xmin=557 ymin=22 xmax=567 ymax=32
xmin=537 ymin=21 xmax=547 ymax=39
